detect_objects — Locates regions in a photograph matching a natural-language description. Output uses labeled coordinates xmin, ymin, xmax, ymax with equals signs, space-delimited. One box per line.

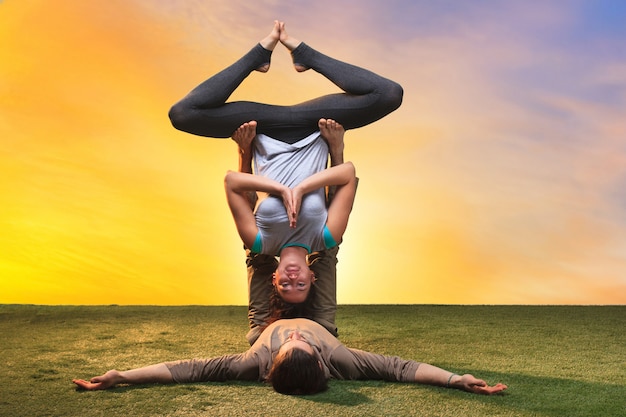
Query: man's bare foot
xmin=231 ymin=121 xmax=257 ymax=152
xmin=318 ymin=118 xmax=345 ymax=152
xmin=278 ymin=22 xmax=308 ymax=72
xmin=257 ymin=21 xmax=281 ymax=72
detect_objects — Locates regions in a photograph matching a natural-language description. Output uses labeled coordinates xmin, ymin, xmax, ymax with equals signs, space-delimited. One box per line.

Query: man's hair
xmin=267 ymin=348 xmax=328 ymax=395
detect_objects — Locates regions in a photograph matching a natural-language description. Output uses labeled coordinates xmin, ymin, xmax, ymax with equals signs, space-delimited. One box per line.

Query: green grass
xmin=1 ymin=305 xmax=624 ymax=416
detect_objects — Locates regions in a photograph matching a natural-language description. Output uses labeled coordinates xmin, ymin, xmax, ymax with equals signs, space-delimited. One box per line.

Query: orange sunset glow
xmin=2 ymin=0 xmax=626 ymax=305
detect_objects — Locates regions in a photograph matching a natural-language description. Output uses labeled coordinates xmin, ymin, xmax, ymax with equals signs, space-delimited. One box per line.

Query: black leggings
xmin=169 ymin=43 xmax=403 ymax=144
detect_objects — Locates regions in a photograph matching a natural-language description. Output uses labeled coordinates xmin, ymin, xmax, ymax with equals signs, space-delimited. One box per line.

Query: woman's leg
xmin=168 ymin=21 xmax=286 ymax=138
xmin=287 ymin=42 xmax=404 ymax=130
xmin=256 ymin=26 xmax=403 ymax=141
xmin=170 ymin=22 xmax=403 ymax=142
xmin=168 ymin=43 xmax=275 ymax=138
xmin=251 ymin=41 xmax=404 ymax=142
xmin=270 ymin=24 xmax=403 ymax=133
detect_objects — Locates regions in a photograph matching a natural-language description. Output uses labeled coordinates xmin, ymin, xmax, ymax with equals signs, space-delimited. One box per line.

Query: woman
xmin=224 ymin=119 xmax=357 ymax=306
xmin=235 ymin=119 xmax=347 ymax=345
xmin=72 ymin=318 xmax=508 ymax=396
xmin=170 ymin=21 xmax=401 ymax=315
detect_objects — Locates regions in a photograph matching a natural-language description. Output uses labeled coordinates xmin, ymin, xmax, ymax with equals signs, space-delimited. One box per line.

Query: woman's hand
xmin=289 ymin=186 xmax=305 ymax=228
xmin=279 ymin=186 xmax=298 ymax=228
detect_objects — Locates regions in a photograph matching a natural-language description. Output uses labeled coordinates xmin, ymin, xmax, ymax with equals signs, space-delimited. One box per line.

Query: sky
xmin=2 ymin=0 xmax=626 ymax=305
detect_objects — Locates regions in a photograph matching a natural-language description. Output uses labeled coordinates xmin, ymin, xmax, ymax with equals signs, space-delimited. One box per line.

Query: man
xmin=73 ymin=318 xmax=508 ymax=396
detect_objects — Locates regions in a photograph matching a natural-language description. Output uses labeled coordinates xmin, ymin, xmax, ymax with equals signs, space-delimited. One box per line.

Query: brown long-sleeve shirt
xmin=166 ymin=318 xmax=421 ymax=383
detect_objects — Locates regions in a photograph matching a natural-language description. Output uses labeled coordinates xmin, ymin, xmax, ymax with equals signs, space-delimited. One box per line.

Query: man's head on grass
xmin=267 ymin=330 xmax=327 ymax=395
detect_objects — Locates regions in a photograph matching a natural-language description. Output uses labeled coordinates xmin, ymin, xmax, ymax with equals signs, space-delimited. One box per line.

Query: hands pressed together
xmin=278 ymin=184 xmax=305 ymax=229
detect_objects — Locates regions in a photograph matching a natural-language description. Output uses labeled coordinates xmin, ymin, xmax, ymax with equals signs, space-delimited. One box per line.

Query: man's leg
xmin=308 ymin=246 xmax=339 ymax=337
xmin=245 ymin=251 xmax=277 ymax=345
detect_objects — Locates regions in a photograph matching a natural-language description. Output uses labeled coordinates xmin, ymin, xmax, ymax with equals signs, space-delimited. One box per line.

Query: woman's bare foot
xmin=278 ymin=22 xmax=308 ymax=72
xmin=257 ymin=21 xmax=281 ymax=72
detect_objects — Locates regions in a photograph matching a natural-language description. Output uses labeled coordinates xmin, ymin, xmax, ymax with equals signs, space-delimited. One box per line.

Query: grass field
xmin=1 ymin=304 xmax=624 ymax=416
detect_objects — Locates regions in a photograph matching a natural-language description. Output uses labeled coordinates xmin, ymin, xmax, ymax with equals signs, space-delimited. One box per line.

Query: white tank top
xmin=252 ymin=133 xmax=335 ymax=255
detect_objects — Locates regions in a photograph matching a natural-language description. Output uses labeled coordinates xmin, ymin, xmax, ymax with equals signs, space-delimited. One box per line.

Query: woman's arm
xmin=292 ymin=162 xmax=355 ymax=201
xmin=324 ymin=162 xmax=357 ymax=243
xmin=225 ymin=171 xmax=296 ymax=246
xmin=72 ymin=364 xmax=173 ymax=390
xmin=292 ymin=162 xmax=357 ymax=241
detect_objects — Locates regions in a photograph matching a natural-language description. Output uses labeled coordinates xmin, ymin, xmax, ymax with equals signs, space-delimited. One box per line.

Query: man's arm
xmin=412 ymin=363 xmax=508 ymax=395
xmin=322 ymin=119 xmax=344 ymax=167
xmin=234 ymin=124 xmax=255 ymax=174
xmin=336 ymin=348 xmax=507 ymax=395
xmin=73 ymin=364 xmax=173 ymax=390
xmin=231 ymin=121 xmax=258 ymax=209
xmin=319 ymin=118 xmax=344 ymax=204
xmin=73 ymin=353 xmax=261 ymax=390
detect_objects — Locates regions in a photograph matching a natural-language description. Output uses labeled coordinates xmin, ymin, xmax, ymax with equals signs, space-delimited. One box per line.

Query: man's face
xmin=277 ymin=330 xmax=314 ymax=356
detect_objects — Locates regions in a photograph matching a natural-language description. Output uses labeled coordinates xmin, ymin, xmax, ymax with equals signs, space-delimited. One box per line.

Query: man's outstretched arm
xmin=73 ymin=364 xmax=173 ymax=390
xmin=413 ymin=363 xmax=507 ymax=395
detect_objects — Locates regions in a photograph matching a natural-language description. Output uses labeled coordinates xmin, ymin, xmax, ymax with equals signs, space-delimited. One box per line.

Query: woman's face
xmin=273 ymin=259 xmax=315 ymax=304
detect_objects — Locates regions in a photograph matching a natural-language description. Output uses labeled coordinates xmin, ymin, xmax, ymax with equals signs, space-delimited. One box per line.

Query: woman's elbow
xmin=224 ymin=170 xmax=236 ymax=189
xmin=344 ymin=161 xmax=356 ymax=178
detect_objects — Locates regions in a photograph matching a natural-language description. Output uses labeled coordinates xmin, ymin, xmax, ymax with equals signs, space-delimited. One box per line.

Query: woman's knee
xmin=168 ymin=101 xmax=190 ymax=131
xmin=382 ymin=81 xmax=404 ymax=112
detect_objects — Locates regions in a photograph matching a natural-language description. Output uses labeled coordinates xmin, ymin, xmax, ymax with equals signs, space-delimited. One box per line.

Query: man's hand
xmin=73 ymin=370 xmax=122 ymax=391
xmin=456 ymin=374 xmax=508 ymax=395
